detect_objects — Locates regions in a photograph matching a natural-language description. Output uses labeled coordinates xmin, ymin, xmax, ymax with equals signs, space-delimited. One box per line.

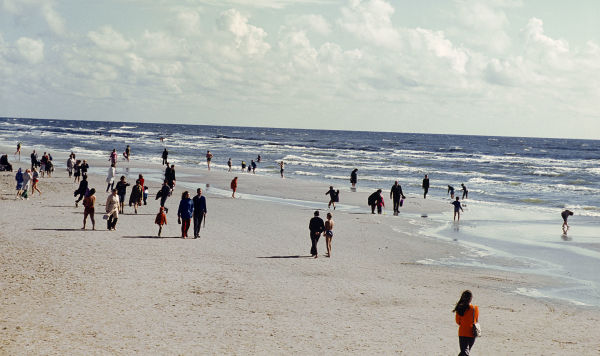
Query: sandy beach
xmin=1 ymin=149 xmax=599 ymax=355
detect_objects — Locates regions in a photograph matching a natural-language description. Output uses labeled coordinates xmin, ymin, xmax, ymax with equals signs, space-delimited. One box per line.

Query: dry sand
xmin=1 ymin=153 xmax=599 ymax=355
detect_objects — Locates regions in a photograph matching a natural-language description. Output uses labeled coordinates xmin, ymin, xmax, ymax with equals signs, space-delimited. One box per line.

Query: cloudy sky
xmin=1 ymin=0 xmax=599 ymax=138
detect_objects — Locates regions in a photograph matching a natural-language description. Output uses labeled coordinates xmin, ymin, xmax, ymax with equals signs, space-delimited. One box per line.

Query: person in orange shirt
xmin=230 ymin=177 xmax=238 ymax=198
xmin=453 ymin=290 xmax=479 ymax=356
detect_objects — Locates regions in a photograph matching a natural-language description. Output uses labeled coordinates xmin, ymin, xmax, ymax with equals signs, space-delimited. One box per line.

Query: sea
xmin=1 ymin=117 xmax=599 ymax=306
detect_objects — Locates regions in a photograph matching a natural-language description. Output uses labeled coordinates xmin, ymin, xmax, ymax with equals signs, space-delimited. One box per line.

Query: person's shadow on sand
xmin=122 ymin=235 xmax=184 ymax=239
xmin=257 ymin=255 xmax=313 ymax=259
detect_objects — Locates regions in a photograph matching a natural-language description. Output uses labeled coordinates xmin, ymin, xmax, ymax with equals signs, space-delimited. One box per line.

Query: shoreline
xmin=1 ymin=145 xmax=600 ymax=354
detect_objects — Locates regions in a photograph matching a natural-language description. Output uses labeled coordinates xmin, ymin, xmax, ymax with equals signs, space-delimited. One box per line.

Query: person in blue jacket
xmin=177 ymin=191 xmax=194 ymax=238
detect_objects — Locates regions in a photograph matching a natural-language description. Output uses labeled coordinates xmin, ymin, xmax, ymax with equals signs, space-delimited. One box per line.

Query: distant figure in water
xmin=561 ymin=210 xmax=573 ymax=234
xmin=279 ymin=161 xmax=285 ymax=178
xmin=206 ymin=150 xmax=213 ymax=170
xmin=155 ymin=207 xmax=167 ymax=237
xmin=227 ymin=158 xmax=232 ymax=172
xmin=452 ymin=197 xmax=464 ymax=221
xmin=159 ymin=137 xmax=165 ymax=143
xmin=230 ymin=177 xmax=238 ymax=198
xmin=422 ymin=174 xmax=430 ymax=199
xmin=326 ymin=186 xmax=339 ymax=210
xmin=251 ymin=160 xmax=256 ymax=174
xmin=162 ymin=148 xmax=169 ymax=165
xmin=448 ymin=185 xmax=455 ymax=199
xmin=109 ymin=149 xmax=118 ymax=166
xmin=256 ymin=155 xmax=261 ymax=163
xmin=350 ymin=169 xmax=358 ymax=189
xmin=123 ymin=145 xmax=131 ymax=162
xmin=461 ymin=183 xmax=468 ymax=199
xmin=14 ymin=142 xmax=21 ymax=161
xmin=241 ymin=161 xmax=246 ymax=172
xmin=324 ymin=212 xmax=334 ymax=258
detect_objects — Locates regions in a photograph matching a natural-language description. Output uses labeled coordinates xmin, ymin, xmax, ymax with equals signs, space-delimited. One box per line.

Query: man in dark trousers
xmin=390 ymin=181 xmax=405 ymax=214
xmin=157 ymin=180 xmax=171 ymax=213
xmin=192 ymin=188 xmax=207 ymax=238
xmin=309 ymin=211 xmax=325 ymax=258
xmin=162 ymin=148 xmax=169 ymax=165
xmin=165 ymin=164 xmax=176 ymax=190
xmin=422 ymin=174 xmax=430 ymax=199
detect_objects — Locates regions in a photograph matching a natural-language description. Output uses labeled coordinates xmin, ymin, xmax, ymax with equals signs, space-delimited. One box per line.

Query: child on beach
xmin=155 ymin=207 xmax=167 ymax=237
xmin=324 ymin=212 xmax=334 ymax=258
xmin=561 ymin=210 xmax=573 ymax=234
xmin=452 ymin=197 xmax=464 ymax=221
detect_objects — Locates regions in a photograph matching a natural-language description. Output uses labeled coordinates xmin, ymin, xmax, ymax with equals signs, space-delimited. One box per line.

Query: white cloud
xmin=339 ymin=0 xmax=401 ymax=49
xmin=454 ymin=0 xmax=512 ymax=53
xmin=42 ymin=2 xmax=65 ymax=35
xmin=16 ymin=37 xmax=44 ymax=64
xmin=88 ymin=26 xmax=132 ymax=52
xmin=288 ymin=14 xmax=332 ymax=35
xmin=217 ymin=9 xmax=270 ymax=56
xmin=410 ymin=28 xmax=469 ymax=73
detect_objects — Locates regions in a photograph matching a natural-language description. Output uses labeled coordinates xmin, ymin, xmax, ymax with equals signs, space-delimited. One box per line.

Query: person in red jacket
xmin=230 ymin=177 xmax=238 ymax=198
xmin=453 ymin=290 xmax=479 ymax=356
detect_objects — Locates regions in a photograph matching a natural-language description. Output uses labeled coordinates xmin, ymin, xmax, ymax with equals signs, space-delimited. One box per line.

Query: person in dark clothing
xmin=251 ymin=160 xmax=257 ymax=174
xmin=461 ymin=183 xmax=468 ymax=199
xmin=422 ymin=174 xmax=430 ymax=199
xmin=74 ymin=175 xmax=88 ymax=207
xmin=80 ymin=160 xmax=89 ymax=178
xmin=561 ymin=210 xmax=574 ymax=234
xmin=390 ymin=181 xmax=405 ymax=214
xmin=368 ymin=189 xmax=384 ymax=214
xmin=452 ymin=197 xmax=464 ymax=221
xmin=30 ymin=150 xmax=38 ymax=170
xmin=177 ymin=191 xmax=194 ymax=238
xmin=165 ymin=164 xmax=176 ymax=190
xmin=326 ymin=186 xmax=340 ymax=210
xmin=448 ymin=185 xmax=455 ymax=199
xmin=115 ymin=176 xmax=130 ymax=214
xmin=192 ymin=188 xmax=207 ymax=238
xmin=350 ymin=169 xmax=358 ymax=189
xmin=309 ymin=211 xmax=325 ymax=258
xmin=157 ymin=181 xmax=171 ymax=213
xmin=162 ymin=148 xmax=169 ymax=165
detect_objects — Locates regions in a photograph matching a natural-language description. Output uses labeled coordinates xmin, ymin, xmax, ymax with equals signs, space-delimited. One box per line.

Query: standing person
xmin=192 ymin=188 xmax=207 ymax=238
xmin=67 ymin=155 xmax=75 ymax=178
xmin=138 ymin=174 xmax=147 ymax=205
xmin=162 ymin=148 xmax=169 ymax=165
xmin=129 ymin=179 xmax=143 ymax=214
xmin=157 ymin=181 xmax=171 ymax=213
xmin=106 ymin=164 xmax=116 ymax=192
xmin=82 ymin=188 xmax=96 ymax=230
xmin=230 ymin=177 xmax=238 ymax=198
xmin=155 ymin=207 xmax=167 ymax=237
xmin=308 ymin=211 xmax=325 ymax=258
xmin=390 ymin=181 xmax=405 ymax=214
xmin=561 ymin=209 xmax=574 ymax=235
xmin=448 ymin=185 xmax=455 ymax=199
xmin=453 ymin=290 xmax=479 ymax=356
xmin=30 ymin=150 xmax=38 ymax=170
xmin=45 ymin=154 xmax=53 ymax=177
xmin=325 ymin=186 xmax=340 ymax=210
xmin=40 ymin=152 xmax=47 ymax=177
xmin=105 ymin=189 xmax=120 ymax=231
xmin=15 ymin=168 xmax=24 ymax=199
xmin=350 ymin=169 xmax=358 ymax=189
xmin=109 ymin=149 xmax=118 ymax=166
xmin=166 ymin=164 xmax=176 ymax=190
xmin=206 ymin=150 xmax=213 ymax=170
xmin=368 ymin=189 xmax=384 ymax=214
xmin=124 ymin=145 xmax=131 ymax=162
xmin=251 ymin=160 xmax=257 ymax=174
xmin=452 ymin=197 xmax=464 ymax=221
xmin=324 ymin=212 xmax=334 ymax=258
xmin=177 ymin=191 xmax=194 ymax=238
xmin=422 ymin=174 xmax=430 ymax=199
xmin=73 ymin=160 xmax=82 ymax=183
xmin=227 ymin=158 xmax=232 ymax=172
xmin=256 ymin=154 xmax=261 ymax=163
xmin=31 ymin=168 xmax=42 ymax=195
xmin=241 ymin=161 xmax=246 ymax=172
xmin=22 ymin=169 xmax=32 ymax=198
xmin=115 ymin=176 xmax=130 ymax=214
xmin=461 ymin=183 xmax=468 ymax=199
xmin=279 ymin=161 xmax=285 ymax=178
xmin=14 ymin=142 xmax=21 ymax=161
xmin=80 ymin=160 xmax=89 ymax=178
xmin=74 ymin=175 xmax=88 ymax=207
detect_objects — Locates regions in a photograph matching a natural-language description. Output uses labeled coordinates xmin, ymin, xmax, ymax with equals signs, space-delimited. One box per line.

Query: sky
xmin=0 ymin=0 xmax=599 ymax=139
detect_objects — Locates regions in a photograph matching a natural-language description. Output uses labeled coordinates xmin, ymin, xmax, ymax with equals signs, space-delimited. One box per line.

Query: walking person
xmin=206 ymin=150 xmax=213 ymax=170
xmin=162 ymin=148 xmax=169 ymax=165
xmin=251 ymin=160 xmax=256 ymax=174
xmin=30 ymin=150 xmax=38 ymax=170
xmin=74 ymin=175 xmax=88 ymax=207
xmin=14 ymin=142 xmax=21 ymax=161
xmin=308 ymin=211 xmax=325 ymax=258
xmin=82 ymin=188 xmax=96 ymax=230
xmin=227 ymin=158 xmax=232 ymax=172
xmin=73 ymin=160 xmax=82 ymax=183
xmin=561 ymin=209 xmax=574 ymax=235
xmin=452 ymin=197 xmax=464 ymax=221
xmin=453 ymin=290 xmax=479 ymax=356
xmin=177 ymin=191 xmax=194 ymax=239
xmin=390 ymin=181 xmax=405 ymax=214
xmin=230 ymin=177 xmax=238 ymax=198
xmin=325 ymin=186 xmax=340 ymax=210
xmin=166 ymin=164 xmax=176 ymax=190
xmin=461 ymin=183 xmax=468 ymax=199
xmin=40 ymin=152 xmax=47 ymax=177
xmin=157 ymin=181 xmax=171 ymax=213
xmin=105 ymin=189 xmax=120 ymax=231
xmin=124 ymin=145 xmax=131 ymax=162
xmin=192 ymin=188 xmax=207 ymax=238
xmin=350 ymin=168 xmax=358 ymax=189
xmin=155 ymin=207 xmax=167 ymax=237
xmin=279 ymin=161 xmax=285 ymax=178
xmin=109 ymin=149 xmax=118 ymax=166
xmin=22 ymin=169 xmax=32 ymax=199
xmin=67 ymin=155 xmax=75 ymax=178
xmin=115 ymin=176 xmax=130 ymax=214
xmin=368 ymin=189 xmax=384 ymax=214
xmin=15 ymin=168 xmax=24 ymax=199
xmin=31 ymin=168 xmax=41 ymax=195
xmin=80 ymin=160 xmax=89 ymax=178
xmin=422 ymin=174 xmax=430 ymax=199
xmin=324 ymin=212 xmax=334 ymax=258
xmin=106 ymin=163 xmax=116 ymax=192
xmin=129 ymin=179 xmax=143 ymax=214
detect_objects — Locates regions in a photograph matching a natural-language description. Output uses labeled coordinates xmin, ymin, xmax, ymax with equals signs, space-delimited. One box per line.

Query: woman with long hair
xmin=453 ymin=290 xmax=479 ymax=356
